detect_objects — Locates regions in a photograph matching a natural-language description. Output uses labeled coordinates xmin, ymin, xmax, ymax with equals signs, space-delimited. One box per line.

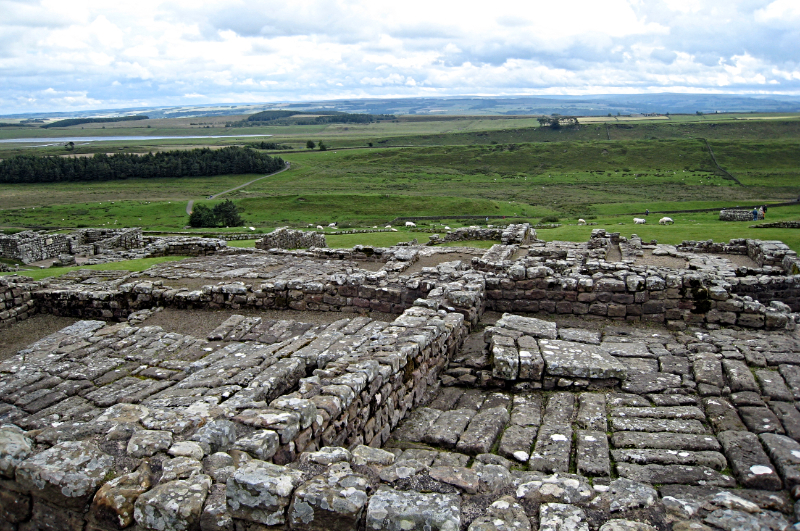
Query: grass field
xmin=1 ymin=112 xmax=798 ymax=254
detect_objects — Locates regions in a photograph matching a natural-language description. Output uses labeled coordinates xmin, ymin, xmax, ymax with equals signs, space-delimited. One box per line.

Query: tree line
xmin=41 ymin=116 xmax=149 ymax=128
xmin=0 ymin=147 xmax=285 ymax=184
xmin=243 ymin=111 xmax=395 ymax=125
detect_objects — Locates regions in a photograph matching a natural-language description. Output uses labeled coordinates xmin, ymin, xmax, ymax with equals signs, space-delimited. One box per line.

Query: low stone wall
xmin=428 ymin=223 xmax=535 ymax=245
xmin=0 ymin=276 xmax=37 ymax=327
xmin=256 ymin=228 xmax=326 ymax=250
xmin=142 ymin=237 xmax=227 ymax=257
xmin=0 ymin=231 xmax=71 ymax=264
xmin=719 ymin=209 xmax=756 ymax=221
xmin=753 ymin=221 xmax=800 ymax=229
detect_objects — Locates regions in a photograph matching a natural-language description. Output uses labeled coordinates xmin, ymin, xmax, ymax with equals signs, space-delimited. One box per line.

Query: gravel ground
xmin=404 ymin=252 xmax=476 ymax=275
xmin=635 ymin=250 xmax=687 ymax=268
xmin=0 ymin=314 xmax=79 ymax=361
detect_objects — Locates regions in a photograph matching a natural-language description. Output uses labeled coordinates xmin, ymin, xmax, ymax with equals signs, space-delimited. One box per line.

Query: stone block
xmin=134 ymin=474 xmax=211 ymax=531
xmin=226 ymin=460 xmax=304 ymax=526
xmin=366 ymin=488 xmax=461 ymax=531
xmin=288 ymin=462 xmax=369 ymax=531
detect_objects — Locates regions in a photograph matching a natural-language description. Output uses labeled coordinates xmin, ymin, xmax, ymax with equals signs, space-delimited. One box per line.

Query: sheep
xmin=444 ymin=226 xmax=451 ymax=230
xmin=316 ymin=225 xmax=324 ymax=230
xmin=405 ymin=221 xmax=416 ymax=227
xmin=391 ymin=228 xmax=398 ymax=232
xmin=659 ymin=217 xmax=674 ymax=225
xmin=578 ymin=219 xmax=586 ymax=225
xmin=385 ymin=225 xmax=392 ymax=229
xmin=633 ymin=218 xmax=646 ymax=224
xmin=328 ymin=222 xmax=337 ymax=228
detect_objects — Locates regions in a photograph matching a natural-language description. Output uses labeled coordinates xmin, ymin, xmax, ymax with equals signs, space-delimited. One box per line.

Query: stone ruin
xmin=255 ymin=228 xmax=326 ymax=251
xmin=2 ymin=231 xmax=800 ymax=531
xmin=428 ymin=223 xmax=535 ymax=245
xmin=720 ymin=209 xmax=756 ymax=221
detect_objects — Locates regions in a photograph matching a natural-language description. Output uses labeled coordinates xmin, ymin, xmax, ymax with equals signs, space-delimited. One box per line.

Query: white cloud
xmin=0 ymin=0 xmax=798 ymax=113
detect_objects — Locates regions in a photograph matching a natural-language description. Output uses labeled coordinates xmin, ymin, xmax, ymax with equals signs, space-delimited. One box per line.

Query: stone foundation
xmin=256 ymin=228 xmax=326 ymax=250
xmin=719 ymin=209 xmax=756 ymax=221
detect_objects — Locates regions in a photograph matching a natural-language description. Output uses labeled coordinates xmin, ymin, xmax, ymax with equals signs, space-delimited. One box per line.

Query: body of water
xmin=0 ymin=134 xmax=273 ymax=144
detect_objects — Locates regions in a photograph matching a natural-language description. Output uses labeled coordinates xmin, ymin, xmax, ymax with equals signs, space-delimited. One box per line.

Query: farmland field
xmin=1 ymin=112 xmax=799 ymax=259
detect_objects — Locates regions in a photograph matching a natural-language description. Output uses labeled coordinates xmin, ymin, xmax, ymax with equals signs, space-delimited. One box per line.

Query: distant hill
xmin=3 ymin=94 xmax=799 ymax=121
xmin=41 ymin=115 xmax=149 ymax=128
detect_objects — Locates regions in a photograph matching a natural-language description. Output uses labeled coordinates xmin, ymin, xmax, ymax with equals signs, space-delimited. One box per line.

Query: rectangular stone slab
xmin=610 ymin=417 xmax=707 ymax=434
xmin=576 ymin=430 xmax=610 ymax=477
xmin=498 ymin=425 xmax=537 ymax=463
xmin=576 ymin=393 xmax=607 ymax=431
xmin=496 ymin=314 xmax=557 ymax=339
xmin=611 ymin=432 xmax=721 ymax=451
xmin=423 ymin=409 xmax=476 ymax=449
xmin=456 ymin=406 xmax=510 ymax=455
xmin=717 ymin=430 xmax=782 ymax=490
xmin=616 ymin=463 xmax=736 ymax=487
xmin=538 ymin=339 xmax=627 ymax=380
xmin=611 ymin=449 xmax=727 ymax=470
xmin=759 ymin=433 xmax=800 ymax=490
xmin=529 ymin=422 xmax=572 ymax=473
xmin=610 ymin=406 xmax=705 ymax=420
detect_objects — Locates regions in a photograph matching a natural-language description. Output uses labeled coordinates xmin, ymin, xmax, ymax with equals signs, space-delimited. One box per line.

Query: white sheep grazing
xmin=405 ymin=221 xmax=416 ymax=227
xmin=444 ymin=226 xmax=451 ymax=230
xmin=328 ymin=222 xmax=337 ymax=228
xmin=391 ymin=228 xmax=398 ymax=232
xmin=316 ymin=225 xmax=324 ymax=230
xmin=385 ymin=225 xmax=392 ymax=229
xmin=578 ymin=219 xmax=586 ymax=225
xmin=633 ymin=218 xmax=646 ymax=224
xmin=659 ymin=217 xmax=674 ymax=225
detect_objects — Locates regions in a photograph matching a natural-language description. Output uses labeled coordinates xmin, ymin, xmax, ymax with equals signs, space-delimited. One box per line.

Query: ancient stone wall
xmin=0 ymin=231 xmax=71 ymax=264
xmin=754 ymin=221 xmax=800 ymax=229
xmin=428 ymin=223 xmax=535 ymax=245
xmin=719 ymin=209 xmax=755 ymax=221
xmin=256 ymin=227 xmax=326 ymax=250
xmin=0 ymin=276 xmax=37 ymax=327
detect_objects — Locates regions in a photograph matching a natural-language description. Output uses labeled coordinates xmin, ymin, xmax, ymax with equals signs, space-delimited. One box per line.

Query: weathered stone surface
xmin=160 ymin=456 xmax=203 ymax=482
xmin=15 ymin=440 xmax=114 ymax=508
xmin=457 ymin=406 xmax=510 ymax=455
xmin=391 ymin=407 xmax=441 ymax=442
xmin=492 ymin=344 xmax=519 ymax=380
xmin=770 ymin=401 xmax=800 ymax=440
xmin=191 ymin=419 xmax=237 ymax=453
xmin=288 ymin=462 xmax=369 ymax=531
xmin=352 ymin=445 xmax=396 ymax=466
xmin=429 ymin=466 xmax=480 ymax=493
xmin=0 ymin=478 xmax=31 ymax=524
xmin=134 ymin=474 xmax=212 ymax=531
xmin=704 ymin=508 xmax=790 ymax=531
xmin=738 ymin=406 xmax=785 ymax=434
xmin=703 ymin=397 xmax=746 ymax=432
xmin=604 ymin=478 xmax=658 ymax=513
xmin=610 ymin=417 xmax=707 ymax=434
xmin=0 ymin=424 xmax=33 ymax=478
xmin=516 ymin=472 xmax=595 ymax=505
xmin=576 ymin=393 xmax=607 ymax=431
xmin=778 ymin=364 xmax=800 ymax=400
xmin=226 ymin=460 xmax=304 ymax=526
xmin=200 ymin=483 xmax=232 ymax=531
xmin=529 ymin=423 xmax=572 ymax=473
xmin=366 ymin=488 xmax=461 ymax=531
xmin=467 ymin=495 xmax=531 ymax=531
xmin=517 ymin=335 xmax=545 ymax=380
xmin=755 ymin=370 xmax=794 ymax=402
xmin=759 ymin=433 xmax=800 ymax=490
xmin=610 ymin=406 xmax=705 ymax=420
xmin=576 ymin=430 xmax=610 ymax=477
xmin=611 ymin=432 xmax=721 ymax=451
xmin=717 ymin=430 xmax=782 ymax=490
xmin=620 ymin=373 xmax=681 ymax=394
xmin=539 ymin=339 xmax=627 ymax=379
xmin=497 ymin=314 xmax=557 ymax=339
xmin=168 ymin=441 xmax=205 ymax=461
xmin=127 ymin=429 xmax=173 ymax=458
xmin=511 ymin=394 xmax=542 ymax=426
xmin=693 ymin=356 xmax=724 ymax=387
xmin=233 ymin=430 xmax=279 ymax=461
xmin=90 ymin=464 xmax=152 ymax=529
xmin=721 ymin=359 xmax=758 ymax=393
xmin=611 ymin=449 xmax=727 ymax=470
xmin=599 ymin=521 xmax=656 ymax=531
xmin=498 ymin=425 xmax=537 ymax=463
xmin=539 ymin=503 xmax=588 ymax=531
xmin=424 ymin=409 xmax=476 ymax=449
xmin=559 ymin=328 xmax=601 ymax=345
xmin=601 ymin=342 xmax=652 ymax=358
xmin=616 ymin=463 xmax=736 ymax=487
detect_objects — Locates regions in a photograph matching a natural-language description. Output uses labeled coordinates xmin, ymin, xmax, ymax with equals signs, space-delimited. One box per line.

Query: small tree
xmin=318 ymin=141 xmax=327 ymax=151
xmin=213 ymin=199 xmax=243 ymax=227
xmin=306 ymin=140 xmax=316 ymax=149
xmin=189 ymin=204 xmax=216 ymax=227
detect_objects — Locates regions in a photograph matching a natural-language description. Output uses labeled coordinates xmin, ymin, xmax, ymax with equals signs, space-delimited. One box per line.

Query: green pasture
xmin=1 ymin=256 xmax=188 ymax=281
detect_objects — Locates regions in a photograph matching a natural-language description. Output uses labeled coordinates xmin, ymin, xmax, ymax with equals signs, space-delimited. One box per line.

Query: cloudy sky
xmin=1 ymin=0 xmax=799 ymax=114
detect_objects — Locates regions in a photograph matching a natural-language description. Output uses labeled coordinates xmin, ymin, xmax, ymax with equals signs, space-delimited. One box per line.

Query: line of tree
xmin=244 ymin=110 xmax=395 ymax=125
xmin=0 ymin=147 xmax=285 ymax=184
xmin=189 ymin=199 xmax=243 ymax=228
xmin=537 ymin=116 xmax=579 ymax=130
xmin=246 ymin=141 xmax=292 ymax=150
xmin=41 ymin=116 xmax=149 ymax=128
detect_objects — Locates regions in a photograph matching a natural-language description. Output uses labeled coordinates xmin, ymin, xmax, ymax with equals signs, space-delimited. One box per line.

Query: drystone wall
xmin=719 ymin=209 xmax=756 ymax=221
xmin=0 ymin=276 xmax=37 ymax=327
xmin=428 ymin=223 xmax=535 ymax=245
xmin=0 ymin=231 xmax=71 ymax=264
xmin=256 ymin=227 xmax=326 ymax=250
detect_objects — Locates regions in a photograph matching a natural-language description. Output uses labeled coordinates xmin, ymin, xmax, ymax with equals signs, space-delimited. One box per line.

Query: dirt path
xmin=185 ymin=161 xmax=291 ymax=214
